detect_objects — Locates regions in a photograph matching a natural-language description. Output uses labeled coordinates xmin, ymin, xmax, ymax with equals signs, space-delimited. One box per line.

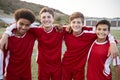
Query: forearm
xmin=108 ymin=33 xmax=119 ymax=58
xmin=115 ymin=65 xmax=120 ymax=80
xmin=108 ymin=33 xmax=116 ymax=44
xmin=1 ymin=33 xmax=9 ymax=44
xmin=0 ymin=33 xmax=9 ymax=49
xmin=4 ymin=23 xmax=16 ymax=36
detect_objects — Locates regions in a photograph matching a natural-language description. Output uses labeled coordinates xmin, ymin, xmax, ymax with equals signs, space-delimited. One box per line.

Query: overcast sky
xmin=21 ymin=0 xmax=120 ymax=18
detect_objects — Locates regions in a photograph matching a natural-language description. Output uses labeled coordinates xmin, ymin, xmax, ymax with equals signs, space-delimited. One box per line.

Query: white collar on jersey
xmin=73 ymin=31 xmax=84 ymax=37
xmin=95 ymin=40 xmax=108 ymax=45
xmin=12 ymin=33 xmax=27 ymax=38
xmin=43 ymin=25 xmax=54 ymax=33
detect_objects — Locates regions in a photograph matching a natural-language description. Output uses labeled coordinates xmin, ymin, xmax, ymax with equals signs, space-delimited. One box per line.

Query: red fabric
xmin=5 ymin=31 xmax=35 ymax=80
xmin=30 ymin=27 xmax=65 ymax=80
xmin=38 ymin=64 xmax=61 ymax=80
xmin=87 ymin=41 xmax=112 ymax=80
xmin=82 ymin=26 xmax=93 ymax=31
xmin=62 ymin=29 xmax=97 ymax=80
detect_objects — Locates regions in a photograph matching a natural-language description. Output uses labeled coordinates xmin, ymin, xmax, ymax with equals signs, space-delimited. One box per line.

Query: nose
xmin=22 ymin=25 xmax=27 ymax=29
xmin=44 ymin=17 xmax=49 ymax=20
xmin=74 ymin=22 xmax=78 ymax=26
xmin=100 ymin=30 xmax=104 ymax=33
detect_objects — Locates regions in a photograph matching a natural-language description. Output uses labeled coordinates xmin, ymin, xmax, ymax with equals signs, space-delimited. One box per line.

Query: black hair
xmin=96 ymin=20 xmax=111 ymax=31
xmin=14 ymin=8 xmax=35 ymax=23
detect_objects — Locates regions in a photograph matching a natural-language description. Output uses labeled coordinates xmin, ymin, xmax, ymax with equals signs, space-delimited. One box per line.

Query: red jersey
xmin=87 ymin=40 xmax=120 ymax=80
xmin=30 ymin=27 xmax=65 ymax=66
xmin=5 ymin=31 xmax=36 ymax=78
xmin=62 ymin=30 xmax=97 ymax=70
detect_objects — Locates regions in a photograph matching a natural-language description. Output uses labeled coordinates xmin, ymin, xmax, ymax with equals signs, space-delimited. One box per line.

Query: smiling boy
xmin=0 ymin=8 xmax=36 ymax=80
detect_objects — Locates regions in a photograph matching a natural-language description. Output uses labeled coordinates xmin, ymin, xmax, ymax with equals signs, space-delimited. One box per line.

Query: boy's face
xmin=16 ymin=18 xmax=31 ymax=36
xmin=40 ymin=12 xmax=54 ymax=27
xmin=70 ymin=18 xmax=83 ymax=32
xmin=96 ymin=24 xmax=109 ymax=40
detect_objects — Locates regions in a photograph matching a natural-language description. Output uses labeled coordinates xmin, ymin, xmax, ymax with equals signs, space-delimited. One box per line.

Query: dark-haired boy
xmin=87 ymin=20 xmax=120 ymax=80
xmin=0 ymin=8 xmax=36 ymax=80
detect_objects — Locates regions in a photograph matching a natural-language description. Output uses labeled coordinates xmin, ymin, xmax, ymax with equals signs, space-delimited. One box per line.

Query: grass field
xmin=0 ymin=28 xmax=120 ymax=80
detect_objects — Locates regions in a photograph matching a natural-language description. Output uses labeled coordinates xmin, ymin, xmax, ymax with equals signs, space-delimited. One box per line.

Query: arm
xmin=113 ymin=56 xmax=120 ymax=80
xmin=29 ymin=27 xmax=41 ymax=38
xmin=108 ymin=34 xmax=118 ymax=58
xmin=66 ymin=26 xmax=94 ymax=33
xmin=0 ymin=23 xmax=16 ymax=49
xmin=65 ymin=25 xmax=72 ymax=33
xmin=53 ymin=24 xmax=63 ymax=32
xmin=114 ymin=65 xmax=120 ymax=80
xmin=0 ymin=49 xmax=3 ymax=79
xmin=4 ymin=23 xmax=16 ymax=36
xmin=0 ymin=34 xmax=9 ymax=49
xmin=82 ymin=26 xmax=93 ymax=31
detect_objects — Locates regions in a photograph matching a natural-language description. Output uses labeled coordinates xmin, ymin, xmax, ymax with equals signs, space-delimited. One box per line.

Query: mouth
xmin=20 ymin=29 xmax=27 ymax=33
xmin=98 ymin=34 xmax=106 ymax=37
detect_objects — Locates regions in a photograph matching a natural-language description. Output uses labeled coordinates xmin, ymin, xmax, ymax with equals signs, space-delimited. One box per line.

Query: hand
xmin=108 ymin=43 xmax=119 ymax=59
xmin=0 ymin=34 xmax=9 ymax=50
xmin=65 ymin=25 xmax=72 ymax=33
xmin=54 ymin=24 xmax=63 ymax=32
xmin=3 ymin=75 xmax=6 ymax=80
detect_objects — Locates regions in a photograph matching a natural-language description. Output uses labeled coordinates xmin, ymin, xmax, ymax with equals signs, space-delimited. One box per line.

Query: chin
xmin=44 ymin=24 xmax=52 ymax=26
xmin=98 ymin=37 xmax=106 ymax=40
xmin=73 ymin=29 xmax=81 ymax=32
xmin=21 ymin=31 xmax=26 ymax=34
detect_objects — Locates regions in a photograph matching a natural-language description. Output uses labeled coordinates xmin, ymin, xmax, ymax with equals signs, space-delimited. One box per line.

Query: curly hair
xmin=14 ymin=8 xmax=35 ymax=23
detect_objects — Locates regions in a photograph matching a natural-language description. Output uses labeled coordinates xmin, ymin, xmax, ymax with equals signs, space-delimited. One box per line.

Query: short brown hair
xmin=69 ymin=12 xmax=84 ymax=24
xmin=39 ymin=7 xmax=54 ymax=18
xmin=14 ymin=8 xmax=35 ymax=23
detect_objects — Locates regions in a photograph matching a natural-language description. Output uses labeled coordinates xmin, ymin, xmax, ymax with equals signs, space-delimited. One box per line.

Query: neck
xmin=96 ymin=38 xmax=106 ymax=43
xmin=43 ymin=26 xmax=53 ymax=33
xmin=13 ymin=30 xmax=24 ymax=36
xmin=73 ymin=29 xmax=82 ymax=36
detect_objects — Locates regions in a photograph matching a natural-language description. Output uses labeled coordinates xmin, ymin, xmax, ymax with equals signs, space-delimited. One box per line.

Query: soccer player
xmin=0 ymin=8 xmax=36 ymax=80
xmin=31 ymin=7 xmax=65 ymax=80
xmin=87 ymin=20 xmax=120 ymax=80
xmin=62 ymin=12 xmax=118 ymax=80
xmin=0 ymin=10 xmax=118 ymax=80
xmin=1 ymin=7 xmax=65 ymax=80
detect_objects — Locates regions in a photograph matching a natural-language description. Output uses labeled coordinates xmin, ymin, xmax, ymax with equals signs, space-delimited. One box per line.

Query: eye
xmin=97 ymin=28 xmax=101 ymax=31
xmin=19 ymin=22 xmax=24 ymax=26
xmin=77 ymin=21 xmax=81 ymax=24
xmin=72 ymin=21 xmax=76 ymax=24
xmin=47 ymin=16 xmax=51 ymax=18
xmin=42 ymin=16 xmax=46 ymax=19
xmin=25 ymin=24 xmax=30 ymax=27
xmin=103 ymin=28 xmax=107 ymax=31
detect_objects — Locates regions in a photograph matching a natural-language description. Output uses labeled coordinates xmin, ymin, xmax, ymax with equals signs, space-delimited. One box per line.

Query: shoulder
xmin=82 ymin=26 xmax=93 ymax=31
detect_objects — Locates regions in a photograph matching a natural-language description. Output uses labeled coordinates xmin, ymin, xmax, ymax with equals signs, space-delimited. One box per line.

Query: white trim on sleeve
xmin=0 ymin=50 xmax=3 ymax=79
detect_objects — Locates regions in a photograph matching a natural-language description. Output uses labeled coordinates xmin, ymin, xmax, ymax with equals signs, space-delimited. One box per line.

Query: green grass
xmin=0 ymin=28 xmax=120 ymax=80
xmin=31 ymin=55 xmax=38 ymax=80
xmin=111 ymin=30 xmax=120 ymax=46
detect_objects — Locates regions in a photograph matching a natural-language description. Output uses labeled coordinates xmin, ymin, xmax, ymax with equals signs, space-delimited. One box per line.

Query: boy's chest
xmin=64 ymin=33 xmax=95 ymax=48
xmin=39 ymin=30 xmax=63 ymax=45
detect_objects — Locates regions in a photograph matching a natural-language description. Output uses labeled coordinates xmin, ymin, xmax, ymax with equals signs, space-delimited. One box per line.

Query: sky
xmin=21 ymin=0 xmax=120 ymax=18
